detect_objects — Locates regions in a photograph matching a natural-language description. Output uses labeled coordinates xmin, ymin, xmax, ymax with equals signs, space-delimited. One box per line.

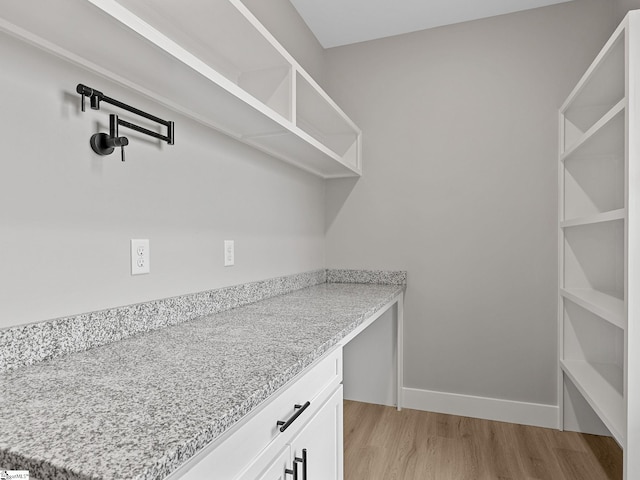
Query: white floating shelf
xmin=561 ymin=209 xmax=626 ymax=228
xmin=0 ymin=0 xmax=362 ymax=179
xmin=561 ymin=359 xmax=625 ymax=445
xmin=561 ymin=288 xmax=625 ymax=330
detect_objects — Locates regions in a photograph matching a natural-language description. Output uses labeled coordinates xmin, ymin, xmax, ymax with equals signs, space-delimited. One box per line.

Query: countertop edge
xmin=0 ymin=269 xmax=406 ymax=373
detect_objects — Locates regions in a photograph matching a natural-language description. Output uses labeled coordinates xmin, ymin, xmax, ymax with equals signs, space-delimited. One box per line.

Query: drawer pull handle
xmin=294 ymin=449 xmax=307 ymax=480
xmin=277 ymin=401 xmax=311 ymax=432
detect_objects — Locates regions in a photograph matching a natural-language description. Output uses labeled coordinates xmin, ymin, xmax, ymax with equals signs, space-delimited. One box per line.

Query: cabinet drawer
xmin=171 ymin=347 xmax=342 ymax=480
xmin=238 ymin=384 xmax=343 ymax=480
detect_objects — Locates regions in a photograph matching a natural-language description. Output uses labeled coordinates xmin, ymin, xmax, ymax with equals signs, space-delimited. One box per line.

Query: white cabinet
xmin=0 ymin=0 xmax=361 ymax=178
xmin=558 ymin=10 xmax=640 ymax=479
xmin=240 ymin=386 xmax=343 ymax=480
xmin=167 ymin=348 xmax=343 ymax=480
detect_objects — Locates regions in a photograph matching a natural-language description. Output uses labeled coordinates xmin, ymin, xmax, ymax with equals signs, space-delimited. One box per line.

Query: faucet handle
xmin=107 ymin=114 xmax=128 ymax=161
xmin=114 ymin=137 xmax=129 ymax=161
xmin=89 ymin=134 xmax=128 ymax=158
xmin=76 ymin=84 xmax=91 ymax=112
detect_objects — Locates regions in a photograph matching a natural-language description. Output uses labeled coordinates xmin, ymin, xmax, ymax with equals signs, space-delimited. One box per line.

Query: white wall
xmin=323 ymin=0 xmax=616 ymax=410
xmin=0 ymin=14 xmax=325 ymax=329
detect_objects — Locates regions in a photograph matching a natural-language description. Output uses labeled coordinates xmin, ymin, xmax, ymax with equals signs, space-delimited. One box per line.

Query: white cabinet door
xmin=256 ymin=447 xmax=291 ymax=480
xmin=237 ymin=446 xmax=291 ymax=480
xmin=289 ymin=386 xmax=343 ymax=480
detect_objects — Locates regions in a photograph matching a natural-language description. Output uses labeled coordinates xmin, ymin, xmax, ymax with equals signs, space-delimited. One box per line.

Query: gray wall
xmin=242 ymin=0 xmax=326 ymax=85
xmin=323 ymin=0 xmax=616 ymax=406
xmin=3 ymin=0 xmax=633 ymax=412
xmin=0 ymin=2 xmax=325 ymax=329
xmin=617 ymin=0 xmax=640 ymax=22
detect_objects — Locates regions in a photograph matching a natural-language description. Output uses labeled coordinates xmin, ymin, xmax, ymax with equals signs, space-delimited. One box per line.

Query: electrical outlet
xmin=131 ymin=239 xmax=150 ymax=275
xmin=224 ymin=240 xmax=234 ymax=267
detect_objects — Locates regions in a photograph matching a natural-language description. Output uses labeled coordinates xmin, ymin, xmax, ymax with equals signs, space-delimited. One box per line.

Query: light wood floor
xmin=344 ymin=400 xmax=622 ymax=480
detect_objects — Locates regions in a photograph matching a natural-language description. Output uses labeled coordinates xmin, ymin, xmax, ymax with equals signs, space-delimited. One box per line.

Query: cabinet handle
xmin=276 ymin=401 xmax=311 ymax=432
xmin=294 ymin=448 xmax=307 ymax=480
xmin=285 ymin=456 xmax=303 ymax=480
xmin=284 ymin=466 xmax=297 ymax=480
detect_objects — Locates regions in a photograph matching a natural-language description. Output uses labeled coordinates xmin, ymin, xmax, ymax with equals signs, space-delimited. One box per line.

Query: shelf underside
xmin=561 ymin=209 xmax=625 ymax=228
xmin=244 ymin=130 xmax=359 ymax=178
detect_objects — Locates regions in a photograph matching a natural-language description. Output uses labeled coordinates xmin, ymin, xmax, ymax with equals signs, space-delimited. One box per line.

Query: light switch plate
xmin=131 ymin=239 xmax=150 ymax=275
xmin=224 ymin=240 xmax=234 ymax=267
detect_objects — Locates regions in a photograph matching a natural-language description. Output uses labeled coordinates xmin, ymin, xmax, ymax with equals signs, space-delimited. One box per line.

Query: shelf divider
xmin=561 ymin=99 xmax=625 ymax=162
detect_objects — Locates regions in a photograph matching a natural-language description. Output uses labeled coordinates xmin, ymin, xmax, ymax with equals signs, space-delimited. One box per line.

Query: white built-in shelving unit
xmin=558 ymin=10 xmax=640 ymax=479
xmin=0 ymin=0 xmax=361 ymax=178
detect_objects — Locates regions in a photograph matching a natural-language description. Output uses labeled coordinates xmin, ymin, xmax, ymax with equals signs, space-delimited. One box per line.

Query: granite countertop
xmin=0 ymin=282 xmax=403 ymax=480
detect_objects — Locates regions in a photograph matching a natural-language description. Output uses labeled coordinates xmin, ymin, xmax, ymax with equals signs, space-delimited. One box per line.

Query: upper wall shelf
xmin=0 ymin=0 xmax=362 ymax=179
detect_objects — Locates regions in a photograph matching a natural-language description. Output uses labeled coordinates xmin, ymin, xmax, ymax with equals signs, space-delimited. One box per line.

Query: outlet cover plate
xmin=224 ymin=240 xmax=234 ymax=267
xmin=131 ymin=239 xmax=150 ymax=275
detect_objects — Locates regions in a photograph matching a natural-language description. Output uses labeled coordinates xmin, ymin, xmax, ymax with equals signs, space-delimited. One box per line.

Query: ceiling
xmin=288 ymin=0 xmax=574 ymax=48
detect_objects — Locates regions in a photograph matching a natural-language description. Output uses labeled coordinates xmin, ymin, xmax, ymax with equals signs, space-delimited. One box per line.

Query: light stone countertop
xmin=0 ymin=282 xmax=403 ymax=480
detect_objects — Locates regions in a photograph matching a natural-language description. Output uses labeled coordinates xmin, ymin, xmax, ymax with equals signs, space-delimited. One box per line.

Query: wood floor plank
xmin=479 ymin=419 xmax=520 ymax=479
xmin=343 ymin=400 xmax=622 ymax=480
xmin=581 ymin=434 xmax=624 ymax=480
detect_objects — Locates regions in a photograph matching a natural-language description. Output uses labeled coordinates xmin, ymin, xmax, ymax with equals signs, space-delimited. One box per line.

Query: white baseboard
xmin=402 ymin=387 xmax=559 ymax=429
